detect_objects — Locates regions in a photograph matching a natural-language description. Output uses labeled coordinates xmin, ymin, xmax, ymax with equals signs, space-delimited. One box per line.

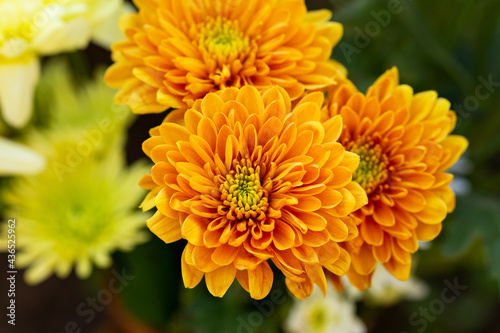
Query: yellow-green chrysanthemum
xmin=0 ymin=62 xmax=150 ymax=285
xmin=33 ymin=60 xmax=133 ymax=165
xmin=3 ymin=149 xmax=150 ymax=285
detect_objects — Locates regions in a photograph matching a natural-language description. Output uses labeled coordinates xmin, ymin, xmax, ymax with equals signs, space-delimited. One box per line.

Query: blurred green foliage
xmin=326 ymin=0 xmax=500 ymax=332
xmin=113 ymin=237 xmax=184 ymax=328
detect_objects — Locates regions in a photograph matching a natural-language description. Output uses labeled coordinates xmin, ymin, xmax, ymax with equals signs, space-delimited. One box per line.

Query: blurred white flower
xmin=449 ymin=155 xmax=473 ymax=196
xmin=418 ymin=240 xmax=432 ymax=250
xmin=0 ymin=0 xmax=129 ymax=128
xmin=368 ymin=266 xmax=428 ymax=305
xmin=285 ymin=283 xmax=366 ymax=333
xmin=343 ymin=263 xmax=429 ymax=307
xmin=0 ymin=136 xmax=45 ymax=175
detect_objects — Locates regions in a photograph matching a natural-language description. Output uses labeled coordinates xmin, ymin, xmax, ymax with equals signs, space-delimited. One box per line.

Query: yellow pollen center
xmin=200 ymin=18 xmax=249 ymax=63
xmin=219 ymin=159 xmax=269 ymax=224
xmin=348 ymin=139 xmax=389 ymax=195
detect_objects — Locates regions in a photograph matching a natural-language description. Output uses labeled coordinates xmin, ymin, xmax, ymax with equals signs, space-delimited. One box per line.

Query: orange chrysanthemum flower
xmin=322 ymin=68 xmax=468 ymax=290
xmin=105 ymin=0 xmax=345 ymax=114
xmin=139 ymin=86 xmax=367 ymax=299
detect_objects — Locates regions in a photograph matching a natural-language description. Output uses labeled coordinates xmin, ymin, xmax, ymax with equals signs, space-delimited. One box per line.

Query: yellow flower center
xmin=348 ymin=139 xmax=389 ymax=194
xmin=200 ymin=18 xmax=250 ymax=63
xmin=219 ymin=158 xmax=270 ymax=224
xmin=310 ymin=305 xmax=327 ymax=330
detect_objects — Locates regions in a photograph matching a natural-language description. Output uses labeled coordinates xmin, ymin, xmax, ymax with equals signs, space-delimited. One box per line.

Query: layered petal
xmin=105 ymin=0 xmax=345 ymax=113
xmin=323 ymin=67 xmax=468 ymax=288
xmin=140 ymin=86 xmax=366 ymax=299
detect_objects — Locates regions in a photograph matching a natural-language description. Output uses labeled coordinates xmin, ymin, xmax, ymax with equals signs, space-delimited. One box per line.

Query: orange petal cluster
xmin=105 ymin=0 xmax=345 ymax=114
xmin=322 ymin=68 xmax=468 ymax=289
xmin=139 ymin=86 xmax=367 ymax=299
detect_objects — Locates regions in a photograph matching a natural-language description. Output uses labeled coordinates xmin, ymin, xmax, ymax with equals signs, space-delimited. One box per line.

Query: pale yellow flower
xmin=0 ymin=60 xmax=147 ymax=285
xmin=0 ymin=136 xmax=45 ymax=175
xmin=4 ymin=149 xmax=150 ymax=285
xmin=0 ymin=0 xmax=130 ymax=128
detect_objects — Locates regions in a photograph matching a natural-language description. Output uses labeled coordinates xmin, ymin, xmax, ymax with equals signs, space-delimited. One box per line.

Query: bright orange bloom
xmin=139 ymin=86 xmax=367 ymax=299
xmin=323 ymin=68 xmax=468 ymax=289
xmin=105 ymin=0 xmax=345 ymax=114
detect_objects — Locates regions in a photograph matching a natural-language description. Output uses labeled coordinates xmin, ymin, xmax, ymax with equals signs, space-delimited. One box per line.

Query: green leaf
xmin=441 ymin=194 xmax=500 ymax=294
xmin=491 ymin=241 xmax=500 ymax=294
xmin=173 ymin=267 xmax=291 ymax=333
xmin=113 ymin=236 xmax=184 ymax=328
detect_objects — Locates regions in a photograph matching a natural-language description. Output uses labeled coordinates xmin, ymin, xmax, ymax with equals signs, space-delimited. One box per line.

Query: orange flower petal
xmin=391 ymin=237 xmax=412 ymax=265
xmin=372 ymin=234 xmax=391 ymax=263
xmin=351 ymin=243 xmax=376 ymax=276
xmin=147 ymin=212 xmax=182 ymax=244
xmin=236 ymin=86 xmax=264 ymax=116
xmin=285 ymin=276 xmax=314 ymax=300
xmin=205 ymin=265 xmax=237 ymax=297
xmin=438 ymin=135 xmax=469 ymax=172
xmin=321 ymin=212 xmax=349 ymax=242
xmin=346 ymin=267 xmax=372 ymax=291
xmin=201 ymin=93 xmax=225 ymax=119
xmin=181 ymin=252 xmax=204 ymax=289
xmin=397 ymin=232 xmax=418 ymax=253
xmin=192 ymin=246 xmax=219 ymax=273
xmin=248 ymin=261 xmax=274 ymax=300
xmin=415 ymin=191 xmax=448 ymax=224
xmin=322 ymin=115 xmax=343 ymax=143
xmin=272 ymin=221 xmax=296 ymax=250
xmin=211 ymin=244 xmax=240 ymax=266
xmin=155 ymin=187 xmax=179 ymax=219
xmin=328 ymin=187 xmax=356 ymax=217
xmin=373 ymin=203 xmax=396 ymax=227
xmin=396 ymin=189 xmax=426 ymax=213
xmin=415 ymin=222 xmax=442 ymax=241
xmin=305 ymin=264 xmax=327 ymax=296
xmin=321 ymin=69 xmax=466 ymax=287
xmin=324 ymin=246 xmax=350 ymax=276
xmin=383 ymin=258 xmax=411 ymax=281
xmin=360 ymin=218 xmax=384 ymax=246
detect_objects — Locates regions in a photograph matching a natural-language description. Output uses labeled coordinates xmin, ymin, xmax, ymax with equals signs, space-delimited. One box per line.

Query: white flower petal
xmin=0 ymin=137 xmax=46 ymax=175
xmin=285 ymin=282 xmax=367 ymax=333
xmin=88 ymin=0 xmax=122 ymax=23
xmin=0 ymin=2 xmax=23 ymax=30
xmin=0 ymin=57 xmax=40 ymax=128
xmin=364 ymin=263 xmax=429 ymax=306
xmin=32 ymin=17 xmax=91 ymax=55
xmin=91 ymin=2 xmax=134 ymax=49
xmin=0 ymin=38 xmax=30 ymax=59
